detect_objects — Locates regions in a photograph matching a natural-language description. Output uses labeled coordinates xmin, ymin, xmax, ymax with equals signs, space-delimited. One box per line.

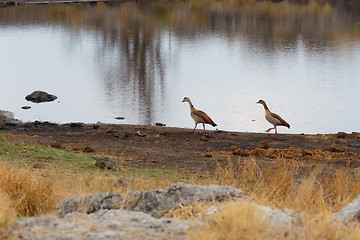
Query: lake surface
xmin=0 ymin=0 xmax=359 ymax=134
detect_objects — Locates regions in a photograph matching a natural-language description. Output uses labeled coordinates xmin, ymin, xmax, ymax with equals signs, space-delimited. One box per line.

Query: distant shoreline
xmin=0 ymin=0 xmax=356 ymax=7
xmin=1 ymin=0 xmax=130 ymax=7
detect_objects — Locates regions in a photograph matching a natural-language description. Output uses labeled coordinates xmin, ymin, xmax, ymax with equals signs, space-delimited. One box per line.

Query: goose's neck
xmin=262 ymin=102 xmax=269 ymax=111
xmin=187 ymin=100 xmax=196 ymax=111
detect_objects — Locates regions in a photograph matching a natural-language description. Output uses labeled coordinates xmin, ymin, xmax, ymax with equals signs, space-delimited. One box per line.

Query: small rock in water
xmin=155 ymin=122 xmax=166 ymax=127
xmin=21 ymin=106 xmax=31 ymax=110
xmin=115 ymin=117 xmax=125 ymax=120
xmin=25 ymin=91 xmax=57 ymax=103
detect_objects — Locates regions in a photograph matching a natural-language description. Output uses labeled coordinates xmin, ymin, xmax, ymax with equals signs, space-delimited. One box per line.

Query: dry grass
xmin=2 ymin=155 xmax=360 ymax=239
xmin=0 ymin=191 xmax=17 ymax=233
xmin=51 ymin=168 xmax=192 ymax=199
xmin=1 ymin=133 xmax=360 ymax=238
xmin=188 ymin=202 xmax=360 ymax=240
xmin=0 ymin=162 xmax=56 ymax=217
xmin=185 ymin=158 xmax=360 ymax=239
xmin=163 ymin=201 xmax=213 ymax=220
xmin=214 ymin=157 xmax=360 ymax=213
xmin=188 ymin=202 xmax=277 ymax=240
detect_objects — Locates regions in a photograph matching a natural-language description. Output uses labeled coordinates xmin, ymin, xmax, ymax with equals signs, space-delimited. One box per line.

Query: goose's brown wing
xmin=270 ymin=112 xmax=290 ymax=128
xmin=193 ymin=110 xmax=217 ymax=127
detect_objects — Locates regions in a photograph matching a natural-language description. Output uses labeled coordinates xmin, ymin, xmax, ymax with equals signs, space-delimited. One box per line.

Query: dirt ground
xmin=1 ymin=111 xmax=360 ymax=176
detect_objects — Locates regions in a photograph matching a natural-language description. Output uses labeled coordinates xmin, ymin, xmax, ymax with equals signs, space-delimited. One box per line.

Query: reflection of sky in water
xmin=166 ymin=35 xmax=360 ymax=134
xmin=0 ymin=26 xmax=104 ymax=123
xmin=0 ymin=23 xmax=360 ymax=134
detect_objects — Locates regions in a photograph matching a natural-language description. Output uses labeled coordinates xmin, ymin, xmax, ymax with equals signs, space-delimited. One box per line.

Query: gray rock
xmin=95 ymin=157 xmax=117 ymax=170
xmin=0 ymin=110 xmax=20 ymax=130
xmin=6 ymin=209 xmax=190 ymax=240
xmin=56 ymin=182 xmax=243 ymax=217
xmin=25 ymin=91 xmax=57 ymax=103
xmin=262 ymin=205 xmax=302 ymax=227
xmin=204 ymin=202 xmax=302 ymax=227
xmin=56 ymin=192 xmax=122 ymax=218
xmin=6 ymin=183 xmax=309 ymax=240
xmin=333 ymin=195 xmax=360 ymax=225
xmin=127 ymin=182 xmax=243 ymax=217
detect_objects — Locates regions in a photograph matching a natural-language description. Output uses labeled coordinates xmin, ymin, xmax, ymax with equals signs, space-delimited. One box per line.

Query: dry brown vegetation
xmin=216 ymin=157 xmax=360 ymax=213
xmin=0 ymin=191 xmax=17 ymax=233
xmin=0 ymin=162 xmax=57 ymax=217
xmin=188 ymin=203 xmax=360 ymax=240
xmin=176 ymin=159 xmax=360 ymax=239
xmin=1 ymin=133 xmax=360 ymax=239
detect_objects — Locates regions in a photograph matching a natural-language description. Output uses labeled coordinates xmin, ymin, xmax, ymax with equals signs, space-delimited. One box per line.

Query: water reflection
xmin=99 ymin=3 xmax=167 ymax=124
xmin=0 ymin=0 xmax=359 ymax=133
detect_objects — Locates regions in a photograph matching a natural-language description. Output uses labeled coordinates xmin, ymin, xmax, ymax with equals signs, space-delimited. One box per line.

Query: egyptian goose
xmin=256 ymin=99 xmax=290 ymax=134
xmin=182 ymin=97 xmax=217 ymax=132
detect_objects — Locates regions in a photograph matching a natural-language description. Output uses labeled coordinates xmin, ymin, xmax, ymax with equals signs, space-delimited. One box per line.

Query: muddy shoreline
xmin=0 ymin=0 xmax=127 ymax=7
xmin=1 ymin=110 xmax=360 ymax=176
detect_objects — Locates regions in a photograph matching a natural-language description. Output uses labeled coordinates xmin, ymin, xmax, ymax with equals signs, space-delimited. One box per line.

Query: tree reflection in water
xmin=0 ymin=0 xmax=359 ymax=127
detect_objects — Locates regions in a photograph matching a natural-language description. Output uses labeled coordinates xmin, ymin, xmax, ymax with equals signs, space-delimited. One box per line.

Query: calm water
xmin=0 ymin=1 xmax=359 ymax=134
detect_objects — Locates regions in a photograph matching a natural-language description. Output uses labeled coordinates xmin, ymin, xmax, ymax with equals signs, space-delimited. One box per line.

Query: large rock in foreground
xmin=5 ymin=183 xmax=307 ymax=240
xmin=25 ymin=91 xmax=57 ymax=103
xmin=56 ymin=182 xmax=243 ymax=218
xmin=7 ymin=209 xmax=191 ymax=240
xmin=333 ymin=195 xmax=360 ymax=225
xmin=56 ymin=192 xmax=122 ymax=218
xmin=129 ymin=182 xmax=243 ymax=217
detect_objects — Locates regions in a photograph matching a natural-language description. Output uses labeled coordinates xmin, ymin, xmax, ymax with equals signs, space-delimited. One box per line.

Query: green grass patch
xmin=0 ymin=133 xmax=210 ymax=183
xmin=124 ymin=167 xmax=213 ymax=184
xmin=0 ymin=134 xmax=96 ymax=172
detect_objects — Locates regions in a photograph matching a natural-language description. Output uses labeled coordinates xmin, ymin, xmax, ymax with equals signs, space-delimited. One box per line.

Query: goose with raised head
xmin=257 ymin=99 xmax=290 ymax=134
xmin=182 ymin=97 xmax=217 ymax=132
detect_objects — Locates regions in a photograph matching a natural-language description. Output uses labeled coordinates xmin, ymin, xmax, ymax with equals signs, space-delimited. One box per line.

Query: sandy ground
xmin=1 ymin=111 xmax=360 ymax=176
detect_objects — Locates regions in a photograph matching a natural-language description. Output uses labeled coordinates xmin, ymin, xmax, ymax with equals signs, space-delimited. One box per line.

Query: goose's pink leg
xmin=192 ymin=123 xmax=197 ymax=132
xmin=265 ymin=127 xmax=275 ymax=133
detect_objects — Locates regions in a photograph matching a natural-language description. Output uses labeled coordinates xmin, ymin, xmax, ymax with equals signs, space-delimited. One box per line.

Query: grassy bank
xmin=1 ymin=133 xmax=360 ymax=239
xmin=0 ymin=133 xmax=207 ymax=228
